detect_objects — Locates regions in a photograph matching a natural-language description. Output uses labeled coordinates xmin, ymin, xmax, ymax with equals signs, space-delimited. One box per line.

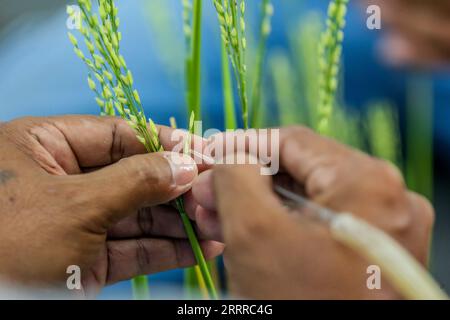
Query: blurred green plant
xmin=366 ymin=102 xmax=402 ymax=167
xmin=183 ymin=0 xmax=203 ymax=120
xmin=249 ymin=0 xmax=273 ymax=127
xmin=406 ymin=75 xmax=434 ymax=200
xmin=142 ymin=1 xmax=184 ymax=79
xmin=269 ymin=49 xmax=302 ymax=126
xmin=213 ymin=0 xmax=249 ymax=128
xmin=317 ymin=0 xmax=349 ymax=135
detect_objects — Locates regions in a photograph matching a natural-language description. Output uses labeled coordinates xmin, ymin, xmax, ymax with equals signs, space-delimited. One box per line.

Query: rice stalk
xmin=406 ymin=75 xmax=434 ymax=200
xmin=221 ymin=40 xmax=237 ymax=130
xmin=366 ymin=102 xmax=402 ymax=167
xmin=67 ymin=0 xmax=216 ymax=300
xmin=289 ymin=12 xmax=322 ymax=127
xmin=213 ymin=0 xmax=249 ymax=128
xmin=142 ymin=1 xmax=184 ymax=79
xmin=269 ymin=50 xmax=303 ymax=126
xmin=330 ymin=106 xmax=362 ymax=149
xmin=249 ymin=0 xmax=273 ymax=128
xmin=317 ymin=0 xmax=349 ymax=135
xmin=183 ymin=0 xmax=203 ymax=120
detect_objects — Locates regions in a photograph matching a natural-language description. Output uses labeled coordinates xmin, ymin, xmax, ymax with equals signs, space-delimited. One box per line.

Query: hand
xmin=187 ymin=127 xmax=434 ymax=299
xmin=371 ymin=0 xmax=450 ymax=67
xmin=0 ymin=116 xmax=223 ymax=297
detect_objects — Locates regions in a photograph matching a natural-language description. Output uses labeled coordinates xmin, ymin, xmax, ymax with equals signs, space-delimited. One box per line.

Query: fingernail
xmin=164 ymin=152 xmax=198 ymax=186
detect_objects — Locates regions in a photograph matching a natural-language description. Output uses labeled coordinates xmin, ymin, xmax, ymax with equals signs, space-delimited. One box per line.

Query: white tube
xmin=331 ymin=214 xmax=448 ymax=300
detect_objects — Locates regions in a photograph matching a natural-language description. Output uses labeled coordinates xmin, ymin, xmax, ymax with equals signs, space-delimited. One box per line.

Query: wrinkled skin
xmin=187 ymin=127 xmax=434 ymax=299
xmin=0 ymin=116 xmax=223 ymax=298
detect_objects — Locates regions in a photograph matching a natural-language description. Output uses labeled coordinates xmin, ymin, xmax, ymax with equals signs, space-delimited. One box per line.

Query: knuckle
xmin=374 ymin=159 xmax=405 ymax=190
xmin=283 ymin=125 xmax=314 ymax=139
xmin=366 ymin=159 xmax=405 ymax=202
xmin=121 ymin=154 xmax=173 ymax=193
xmin=409 ymin=192 xmax=435 ymax=229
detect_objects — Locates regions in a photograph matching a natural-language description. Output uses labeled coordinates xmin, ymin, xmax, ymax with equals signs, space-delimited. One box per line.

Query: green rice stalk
xmin=249 ymin=0 xmax=273 ymax=128
xmin=143 ymin=1 xmax=184 ymax=78
xmin=406 ymin=76 xmax=434 ymax=200
xmin=68 ymin=0 xmax=216 ymax=300
xmin=131 ymin=275 xmax=150 ymax=300
xmin=317 ymin=0 xmax=349 ymax=135
xmin=367 ymin=102 xmax=402 ymax=167
xmin=213 ymin=0 xmax=249 ymax=128
xmin=289 ymin=12 xmax=322 ymax=127
xmin=330 ymin=106 xmax=362 ymax=149
xmin=269 ymin=50 xmax=302 ymax=126
xmin=222 ymin=40 xmax=237 ymax=129
xmin=183 ymin=0 xmax=203 ymax=120
xmin=170 ymin=117 xmax=212 ymax=299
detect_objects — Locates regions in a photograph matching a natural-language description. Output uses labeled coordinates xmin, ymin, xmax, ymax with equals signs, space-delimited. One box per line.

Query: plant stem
xmin=406 ymin=75 xmax=433 ymax=200
xmin=186 ymin=0 xmax=203 ymax=120
xmin=270 ymin=50 xmax=301 ymax=126
xmin=367 ymin=102 xmax=402 ymax=168
xmin=131 ymin=275 xmax=150 ymax=300
xmin=222 ymin=40 xmax=237 ymax=129
xmin=176 ymin=198 xmax=218 ymax=299
xmin=171 ymin=116 xmax=217 ymax=299
xmin=250 ymin=0 xmax=272 ymax=128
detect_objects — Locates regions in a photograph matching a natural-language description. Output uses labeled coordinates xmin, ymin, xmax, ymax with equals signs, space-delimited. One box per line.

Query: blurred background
xmin=0 ymin=0 xmax=448 ymax=298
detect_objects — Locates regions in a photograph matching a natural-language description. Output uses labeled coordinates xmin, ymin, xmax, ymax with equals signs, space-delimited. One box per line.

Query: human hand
xmin=0 ymin=116 xmax=223 ymax=298
xmin=371 ymin=0 xmax=450 ymax=67
xmin=187 ymin=127 xmax=434 ymax=299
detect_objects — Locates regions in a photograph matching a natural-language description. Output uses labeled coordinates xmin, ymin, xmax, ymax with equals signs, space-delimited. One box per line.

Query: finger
xmin=107 ymin=206 xmax=187 ymax=239
xmin=158 ymin=125 xmax=211 ymax=172
xmin=105 ymin=239 xmax=224 ymax=285
xmin=194 ymin=206 xmax=222 ymax=242
xmin=406 ymin=191 xmax=435 ymax=265
xmin=378 ymin=1 xmax=450 ymax=64
xmin=191 ymin=170 xmax=216 ymax=211
xmin=186 ymin=172 xmax=224 ymax=241
xmin=68 ymin=151 xmax=198 ymax=227
xmin=34 ymin=116 xmax=207 ymax=173
xmin=378 ymin=35 xmax=449 ymax=68
xmin=213 ymin=155 xmax=285 ymax=241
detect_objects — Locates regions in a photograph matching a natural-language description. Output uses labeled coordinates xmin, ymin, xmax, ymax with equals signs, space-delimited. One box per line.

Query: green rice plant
xmin=269 ymin=49 xmax=303 ymax=126
xmin=213 ymin=0 xmax=249 ymax=128
xmin=142 ymin=1 xmax=184 ymax=79
xmin=221 ymin=40 xmax=238 ymax=129
xmin=330 ymin=106 xmax=363 ymax=150
xmin=182 ymin=0 xmax=222 ymax=298
xmin=290 ymin=12 xmax=322 ymax=128
xmin=317 ymin=0 xmax=349 ymax=135
xmin=366 ymin=102 xmax=402 ymax=168
xmin=183 ymin=0 xmax=203 ymax=120
xmin=406 ymin=75 xmax=434 ymax=201
xmin=67 ymin=0 xmax=217 ymax=300
xmin=249 ymin=0 xmax=273 ymax=128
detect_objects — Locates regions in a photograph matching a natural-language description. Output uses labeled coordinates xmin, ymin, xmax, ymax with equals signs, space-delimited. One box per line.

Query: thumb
xmin=75 ymin=151 xmax=197 ymax=226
